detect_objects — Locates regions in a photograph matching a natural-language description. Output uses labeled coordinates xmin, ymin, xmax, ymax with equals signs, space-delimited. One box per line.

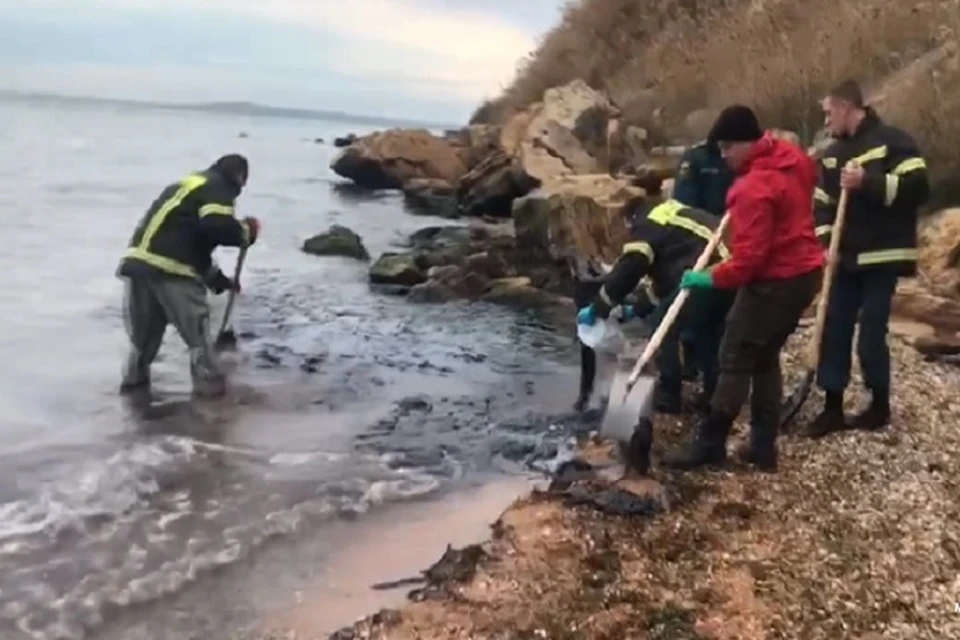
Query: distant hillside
xmin=0 ymin=90 xmax=457 ymax=130
xmin=473 ymin=0 xmax=960 ymax=204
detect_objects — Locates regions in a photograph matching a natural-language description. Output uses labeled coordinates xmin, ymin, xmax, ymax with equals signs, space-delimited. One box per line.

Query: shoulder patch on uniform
xmin=678 ymin=160 xmax=691 ymax=178
xmin=822 ymin=157 xmax=837 ymax=169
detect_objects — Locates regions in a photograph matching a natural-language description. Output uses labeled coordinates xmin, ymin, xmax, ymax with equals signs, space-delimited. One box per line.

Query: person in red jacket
xmin=663 ymin=105 xmax=824 ymax=472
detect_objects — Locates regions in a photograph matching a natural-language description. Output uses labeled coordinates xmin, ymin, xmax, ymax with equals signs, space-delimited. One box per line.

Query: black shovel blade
xmin=780 ymin=370 xmax=814 ymax=429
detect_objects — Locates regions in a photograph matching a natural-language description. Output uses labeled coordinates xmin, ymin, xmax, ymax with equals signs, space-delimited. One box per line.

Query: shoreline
xmin=254 ymin=475 xmax=546 ymax=638
xmin=262 ymin=322 xmax=960 ymax=640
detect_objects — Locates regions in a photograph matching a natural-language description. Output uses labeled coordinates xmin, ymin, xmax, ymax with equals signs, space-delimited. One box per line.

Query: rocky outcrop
xmin=456 ymin=152 xmax=542 ymax=218
xmin=333 ymin=134 xmax=357 ymax=148
xmin=893 ymin=279 xmax=960 ymax=332
xmin=368 ymin=224 xmax=517 ymax=299
xmin=454 ymin=80 xmax=628 ymax=218
xmin=892 ymin=208 xmax=960 ymax=353
xmin=331 ymin=129 xmax=467 ymax=190
xmin=511 ymin=174 xmax=645 ymax=293
xmin=402 ymin=178 xmax=459 ymax=219
xmin=916 ymin=207 xmax=960 ymax=297
xmin=369 ymin=253 xmax=427 ymax=287
xmin=301 ymin=224 xmax=369 ymax=261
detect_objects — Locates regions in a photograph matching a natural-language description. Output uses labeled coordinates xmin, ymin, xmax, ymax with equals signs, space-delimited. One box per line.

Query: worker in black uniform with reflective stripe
xmin=807 ymin=80 xmax=930 ymax=437
xmin=669 ymin=138 xmax=736 ymax=388
xmin=116 ymin=154 xmax=260 ymax=398
xmin=577 ymin=196 xmax=735 ymax=413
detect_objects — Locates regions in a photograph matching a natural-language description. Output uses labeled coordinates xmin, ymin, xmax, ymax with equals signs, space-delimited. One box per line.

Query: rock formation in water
xmin=302 ymin=224 xmax=370 ymax=261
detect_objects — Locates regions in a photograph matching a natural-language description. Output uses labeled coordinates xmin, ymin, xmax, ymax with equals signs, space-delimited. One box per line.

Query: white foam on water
xmin=0 ymin=443 xmax=446 ymax=640
xmin=0 ymin=436 xmax=207 ymax=542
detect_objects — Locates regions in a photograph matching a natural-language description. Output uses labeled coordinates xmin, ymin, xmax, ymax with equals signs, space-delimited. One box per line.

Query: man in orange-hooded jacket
xmin=663 ymin=105 xmax=824 ymax=472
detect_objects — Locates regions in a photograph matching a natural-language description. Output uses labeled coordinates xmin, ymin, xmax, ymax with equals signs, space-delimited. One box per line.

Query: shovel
xmin=780 ymin=182 xmax=851 ymax=428
xmin=213 ymin=246 xmax=247 ymax=350
xmin=601 ymin=212 xmax=731 ymax=444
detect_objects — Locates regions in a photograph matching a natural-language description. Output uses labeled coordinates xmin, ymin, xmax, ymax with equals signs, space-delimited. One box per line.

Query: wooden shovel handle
xmin=626 ymin=212 xmax=731 ymax=387
xmin=808 ymin=179 xmax=852 ymax=368
xmin=215 ymin=246 xmax=248 ymax=340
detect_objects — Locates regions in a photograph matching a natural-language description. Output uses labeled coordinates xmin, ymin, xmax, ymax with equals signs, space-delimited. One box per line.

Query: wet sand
xmin=260 ymin=476 xmax=543 ymax=637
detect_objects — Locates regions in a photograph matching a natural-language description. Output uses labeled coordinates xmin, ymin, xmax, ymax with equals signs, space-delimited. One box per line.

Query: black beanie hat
xmin=707 ymin=105 xmax=763 ymax=144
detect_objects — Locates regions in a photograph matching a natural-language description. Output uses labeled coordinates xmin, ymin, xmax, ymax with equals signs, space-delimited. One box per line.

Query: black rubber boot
xmin=734 ymin=423 xmax=778 ymax=472
xmin=663 ymin=412 xmax=731 ymax=471
xmin=654 ymin=383 xmax=683 ymax=415
xmin=805 ymin=391 xmax=846 ymax=439
xmin=848 ymin=389 xmax=891 ymax=431
xmin=618 ymin=418 xmax=653 ymax=476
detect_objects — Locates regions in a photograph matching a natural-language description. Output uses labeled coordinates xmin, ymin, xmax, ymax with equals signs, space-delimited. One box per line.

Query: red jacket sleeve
xmin=710 ymin=179 xmax=776 ymax=289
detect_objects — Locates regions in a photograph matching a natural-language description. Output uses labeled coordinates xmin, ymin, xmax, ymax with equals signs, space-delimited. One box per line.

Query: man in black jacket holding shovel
xmin=807 ymin=81 xmax=930 ymax=438
xmin=576 ymin=195 xmax=735 ymax=415
xmin=116 ymin=154 xmax=260 ymax=398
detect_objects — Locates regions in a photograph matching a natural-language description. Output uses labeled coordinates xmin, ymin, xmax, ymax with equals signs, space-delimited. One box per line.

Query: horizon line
xmin=0 ymin=88 xmax=464 ymax=130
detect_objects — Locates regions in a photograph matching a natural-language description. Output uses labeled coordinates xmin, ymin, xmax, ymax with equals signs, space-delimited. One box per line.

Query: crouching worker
xmin=116 ymin=154 xmax=260 ymax=398
xmin=664 ymin=105 xmax=823 ymax=472
xmin=576 ymin=195 xmax=735 ymax=416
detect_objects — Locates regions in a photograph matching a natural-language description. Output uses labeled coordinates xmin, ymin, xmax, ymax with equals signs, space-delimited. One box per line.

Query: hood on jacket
xmin=741 ymin=132 xmax=817 ymax=192
xmin=209 ymin=154 xmax=248 ymax=191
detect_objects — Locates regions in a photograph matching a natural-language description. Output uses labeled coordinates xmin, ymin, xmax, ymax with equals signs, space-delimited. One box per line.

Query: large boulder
xmin=893 ymin=279 xmax=960 ymax=333
xmin=301 ymin=224 xmax=369 ymax=261
xmin=331 ymin=129 xmax=467 ymax=190
xmin=442 ymin=124 xmax=503 ymax=170
xmin=511 ymin=174 xmax=646 ymax=294
xmin=368 ymin=253 xmax=426 ymax=287
xmin=455 ymin=79 xmax=624 ymax=218
xmin=456 ymin=151 xmax=541 ymax=218
xmin=917 ymin=207 xmax=960 ymax=297
xmin=402 ymin=178 xmax=459 ymax=219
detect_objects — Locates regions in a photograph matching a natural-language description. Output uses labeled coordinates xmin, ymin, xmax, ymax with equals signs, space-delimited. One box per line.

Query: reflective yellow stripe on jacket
xmin=622 ymin=241 xmax=654 ymax=262
xmin=829 ymin=144 xmax=928 ymax=207
xmin=124 ymin=174 xmax=208 ymax=278
xmin=884 ymin=156 xmax=927 ymax=206
xmin=646 ymin=199 xmax=730 ymax=259
xmin=857 ymin=248 xmax=918 ymax=266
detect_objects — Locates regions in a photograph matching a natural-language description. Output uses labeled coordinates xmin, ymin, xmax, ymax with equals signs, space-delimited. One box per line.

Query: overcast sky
xmin=0 ymin=0 xmax=564 ymax=123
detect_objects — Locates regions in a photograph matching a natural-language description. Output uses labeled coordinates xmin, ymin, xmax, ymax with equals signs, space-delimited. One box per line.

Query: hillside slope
xmin=475 ymin=0 xmax=960 ymax=203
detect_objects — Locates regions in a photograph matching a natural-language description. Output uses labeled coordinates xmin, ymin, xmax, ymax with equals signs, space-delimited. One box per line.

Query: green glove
xmin=680 ymin=269 xmax=713 ymax=290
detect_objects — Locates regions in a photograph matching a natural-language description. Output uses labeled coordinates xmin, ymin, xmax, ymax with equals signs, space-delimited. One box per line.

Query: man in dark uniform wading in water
xmin=116 ymin=154 xmax=260 ymax=398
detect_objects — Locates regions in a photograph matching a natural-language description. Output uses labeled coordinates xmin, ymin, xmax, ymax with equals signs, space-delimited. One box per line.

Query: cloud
xmin=7 ymin=0 xmax=539 ymax=104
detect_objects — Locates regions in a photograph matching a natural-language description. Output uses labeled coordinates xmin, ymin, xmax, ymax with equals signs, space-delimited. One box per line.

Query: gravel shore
xmin=258 ymin=325 xmax=960 ymax=640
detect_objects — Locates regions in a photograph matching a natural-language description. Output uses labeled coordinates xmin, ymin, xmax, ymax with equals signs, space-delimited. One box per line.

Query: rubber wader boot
xmin=120 ymin=349 xmax=150 ymax=393
xmin=848 ymin=389 xmax=891 ymax=431
xmin=806 ymin=391 xmax=846 ymax=439
xmin=189 ymin=347 xmax=227 ymax=398
xmin=663 ymin=412 xmax=731 ymax=470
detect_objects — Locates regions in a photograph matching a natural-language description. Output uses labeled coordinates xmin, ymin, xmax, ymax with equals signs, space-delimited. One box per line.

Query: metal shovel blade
xmin=601 ymin=369 xmax=657 ymax=444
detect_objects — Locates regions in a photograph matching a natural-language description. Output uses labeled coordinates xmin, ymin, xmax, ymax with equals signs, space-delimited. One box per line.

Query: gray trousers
xmin=120 ymin=275 xmax=224 ymax=396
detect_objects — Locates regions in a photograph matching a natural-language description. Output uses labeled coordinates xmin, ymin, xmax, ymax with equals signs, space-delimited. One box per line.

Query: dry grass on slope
xmin=476 ymin=0 xmax=960 ymax=203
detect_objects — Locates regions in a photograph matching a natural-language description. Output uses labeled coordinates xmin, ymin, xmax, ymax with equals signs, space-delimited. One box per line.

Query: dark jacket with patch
xmin=671 ymin=141 xmax=735 ymax=218
xmin=592 ymin=199 xmax=729 ymax=317
xmin=814 ymin=108 xmax=929 ymax=276
xmin=117 ymin=164 xmax=252 ymax=285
